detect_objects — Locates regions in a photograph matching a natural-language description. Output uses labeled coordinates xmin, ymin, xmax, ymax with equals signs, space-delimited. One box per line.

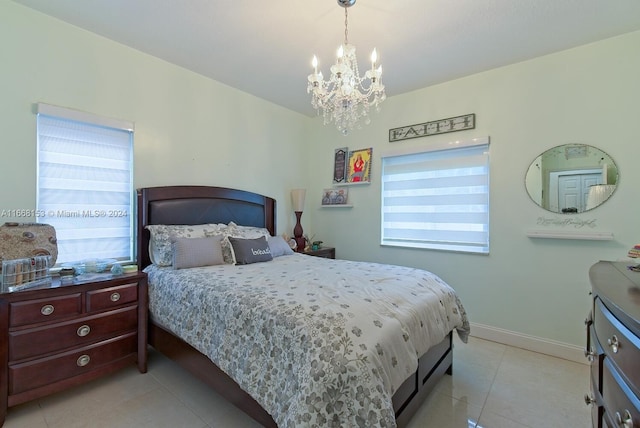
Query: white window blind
xmin=36 ymin=104 xmax=134 ymax=265
xmin=381 ymin=139 xmax=490 ymax=254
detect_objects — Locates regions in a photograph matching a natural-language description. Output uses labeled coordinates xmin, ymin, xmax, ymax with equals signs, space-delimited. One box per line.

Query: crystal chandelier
xmin=307 ymin=0 xmax=386 ymax=135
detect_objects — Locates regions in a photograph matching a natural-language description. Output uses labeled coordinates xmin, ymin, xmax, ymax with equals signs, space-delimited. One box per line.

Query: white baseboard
xmin=469 ymin=322 xmax=587 ymax=365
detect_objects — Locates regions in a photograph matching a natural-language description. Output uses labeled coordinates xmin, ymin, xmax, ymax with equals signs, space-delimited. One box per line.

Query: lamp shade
xmin=291 ymin=189 xmax=306 ymax=212
xmin=585 ymin=184 xmax=615 ymax=210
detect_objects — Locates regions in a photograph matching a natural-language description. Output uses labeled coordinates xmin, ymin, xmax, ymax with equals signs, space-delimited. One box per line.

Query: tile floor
xmin=3 ymin=336 xmax=591 ymax=427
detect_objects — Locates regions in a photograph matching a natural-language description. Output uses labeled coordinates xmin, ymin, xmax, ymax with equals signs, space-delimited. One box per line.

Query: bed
xmin=136 ymin=185 xmax=469 ymax=427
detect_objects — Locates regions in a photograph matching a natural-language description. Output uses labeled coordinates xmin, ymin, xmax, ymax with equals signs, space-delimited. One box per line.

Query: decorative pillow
xmin=172 ymin=236 xmax=225 ymax=269
xmin=147 ymin=224 xmax=227 ymax=266
xmin=226 ymin=222 xmax=271 ymax=238
xmin=220 ymin=222 xmax=272 ymax=264
xmin=268 ymin=235 xmax=294 ymax=257
xmin=228 ymin=236 xmax=273 ymax=265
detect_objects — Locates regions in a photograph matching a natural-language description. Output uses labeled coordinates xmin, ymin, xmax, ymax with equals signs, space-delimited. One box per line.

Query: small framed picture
xmin=346 ymin=148 xmax=372 ymax=184
xmin=333 ymin=147 xmax=348 ymax=184
xmin=321 ymin=188 xmax=349 ymax=205
xmin=565 ymin=145 xmax=588 ymax=159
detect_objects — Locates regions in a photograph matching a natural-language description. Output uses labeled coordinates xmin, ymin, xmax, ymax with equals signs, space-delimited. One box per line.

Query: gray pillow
xmin=172 ymin=236 xmax=225 ymax=269
xmin=228 ymin=236 xmax=273 ymax=265
xmin=148 ymin=224 xmax=226 ymax=266
xmin=268 ymin=235 xmax=294 ymax=257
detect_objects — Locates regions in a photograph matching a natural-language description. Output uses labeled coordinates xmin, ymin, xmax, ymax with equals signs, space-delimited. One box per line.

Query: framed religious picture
xmin=333 ymin=147 xmax=348 ymax=184
xmin=346 ymin=148 xmax=372 ymax=184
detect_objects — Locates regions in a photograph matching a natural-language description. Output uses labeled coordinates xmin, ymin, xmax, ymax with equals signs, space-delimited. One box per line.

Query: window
xmin=381 ymin=138 xmax=490 ymax=254
xmin=36 ymin=103 xmax=134 ymax=265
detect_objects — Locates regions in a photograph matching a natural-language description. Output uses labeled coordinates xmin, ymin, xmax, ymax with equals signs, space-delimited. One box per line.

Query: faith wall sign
xmin=389 ymin=113 xmax=475 ymax=142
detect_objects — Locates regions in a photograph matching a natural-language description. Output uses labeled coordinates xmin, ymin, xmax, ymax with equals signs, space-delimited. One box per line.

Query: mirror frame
xmin=525 ymin=144 xmax=618 ymax=214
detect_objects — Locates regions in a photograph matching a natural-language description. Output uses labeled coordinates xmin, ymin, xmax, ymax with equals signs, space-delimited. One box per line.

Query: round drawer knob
xmin=76 ymin=354 xmax=90 ymax=367
xmin=615 ymin=410 xmax=633 ymax=428
xmin=40 ymin=304 xmax=54 ymax=316
xmin=110 ymin=292 xmax=121 ymax=302
xmin=607 ymin=335 xmax=620 ymax=353
xmin=77 ymin=325 xmax=91 ymax=337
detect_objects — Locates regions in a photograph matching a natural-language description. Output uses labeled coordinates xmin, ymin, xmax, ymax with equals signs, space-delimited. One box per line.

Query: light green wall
xmin=0 ymin=1 xmax=312 ymax=235
xmin=3 ymin=2 xmax=639 ymax=349
xmin=306 ymin=31 xmax=640 ymax=347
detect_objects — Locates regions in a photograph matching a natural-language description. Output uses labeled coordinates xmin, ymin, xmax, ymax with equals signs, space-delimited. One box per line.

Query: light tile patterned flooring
xmin=4 ymin=336 xmax=591 ymax=427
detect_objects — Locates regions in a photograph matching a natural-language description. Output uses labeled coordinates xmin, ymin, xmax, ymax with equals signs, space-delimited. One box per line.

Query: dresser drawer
xmin=595 ymin=298 xmax=640 ymax=397
xmin=86 ymin=282 xmax=138 ymax=312
xmin=8 ymin=332 xmax=137 ymax=395
xmin=588 ymin=324 xmax=604 ymax=391
xmin=9 ymin=306 xmax=138 ymax=361
xmin=590 ymin=377 xmax=604 ymax=428
xmin=587 ymin=323 xmax=605 ymax=428
xmin=9 ymin=293 xmax=82 ymax=327
xmin=602 ymin=358 xmax=640 ymax=428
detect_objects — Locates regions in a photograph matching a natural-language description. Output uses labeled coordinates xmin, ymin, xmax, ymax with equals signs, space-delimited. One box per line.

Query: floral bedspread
xmin=145 ymin=254 xmax=469 ymax=427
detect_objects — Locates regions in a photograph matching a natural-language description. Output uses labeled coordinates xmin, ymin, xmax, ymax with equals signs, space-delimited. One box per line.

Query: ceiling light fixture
xmin=307 ymin=0 xmax=386 ymax=135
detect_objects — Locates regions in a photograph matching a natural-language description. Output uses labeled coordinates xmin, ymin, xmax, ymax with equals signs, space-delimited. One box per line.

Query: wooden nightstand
xmin=304 ymin=247 xmax=335 ymax=259
xmin=0 ymin=272 xmax=148 ymax=425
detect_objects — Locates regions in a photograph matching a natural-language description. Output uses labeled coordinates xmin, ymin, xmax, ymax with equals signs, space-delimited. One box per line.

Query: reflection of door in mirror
xmin=551 ymin=169 xmax=602 ymax=213
xmin=525 ymin=144 xmax=619 ymax=214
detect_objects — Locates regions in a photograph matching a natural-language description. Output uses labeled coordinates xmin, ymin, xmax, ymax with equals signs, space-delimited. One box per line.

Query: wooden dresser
xmin=586 ymin=261 xmax=640 ymax=427
xmin=0 ymin=272 xmax=148 ymax=425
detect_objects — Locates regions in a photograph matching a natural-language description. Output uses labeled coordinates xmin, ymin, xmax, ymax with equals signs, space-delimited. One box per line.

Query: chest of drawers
xmin=586 ymin=261 xmax=640 ymax=428
xmin=0 ymin=272 xmax=148 ymax=425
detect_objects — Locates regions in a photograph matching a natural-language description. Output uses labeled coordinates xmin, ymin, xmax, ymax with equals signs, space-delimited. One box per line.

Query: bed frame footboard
xmin=394 ymin=333 xmax=453 ymax=427
xmin=149 ymin=321 xmax=277 ymax=427
xmin=149 ymin=319 xmax=453 ymax=428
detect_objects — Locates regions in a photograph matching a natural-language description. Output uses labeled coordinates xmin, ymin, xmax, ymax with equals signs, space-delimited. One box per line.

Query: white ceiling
xmin=13 ymin=0 xmax=640 ymax=117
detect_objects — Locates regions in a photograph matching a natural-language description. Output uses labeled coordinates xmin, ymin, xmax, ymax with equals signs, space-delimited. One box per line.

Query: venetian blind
xmin=381 ymin=139 xmax=490 ymax=254
xmin=36 ymin=103 xmax=134 ymax=264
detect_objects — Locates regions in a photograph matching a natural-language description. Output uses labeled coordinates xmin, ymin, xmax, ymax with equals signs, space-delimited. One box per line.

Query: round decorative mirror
xmin=525 ymin=144 xmax=618 ymax=213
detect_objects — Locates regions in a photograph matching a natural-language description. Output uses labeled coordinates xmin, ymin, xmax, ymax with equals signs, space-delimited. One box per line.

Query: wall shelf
xmin=526 ymin=230 xmax=614 ymax=240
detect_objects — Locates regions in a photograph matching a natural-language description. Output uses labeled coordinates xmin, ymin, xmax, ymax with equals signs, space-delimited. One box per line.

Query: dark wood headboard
xmin=136 ymin=185 xmax=276 ymax=269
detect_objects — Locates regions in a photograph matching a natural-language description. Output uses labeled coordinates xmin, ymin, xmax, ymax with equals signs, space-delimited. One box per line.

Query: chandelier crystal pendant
xmin=307 ymin=0 xmax=386 ymax=135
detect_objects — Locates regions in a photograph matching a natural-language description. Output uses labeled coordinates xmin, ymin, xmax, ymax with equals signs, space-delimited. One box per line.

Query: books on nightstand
xmin=628 ymin=244 xmax=640 ymax=259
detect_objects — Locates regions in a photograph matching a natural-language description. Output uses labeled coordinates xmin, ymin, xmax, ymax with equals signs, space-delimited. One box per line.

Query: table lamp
xmin=291 ymin=189 xmax=306 ymax=252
